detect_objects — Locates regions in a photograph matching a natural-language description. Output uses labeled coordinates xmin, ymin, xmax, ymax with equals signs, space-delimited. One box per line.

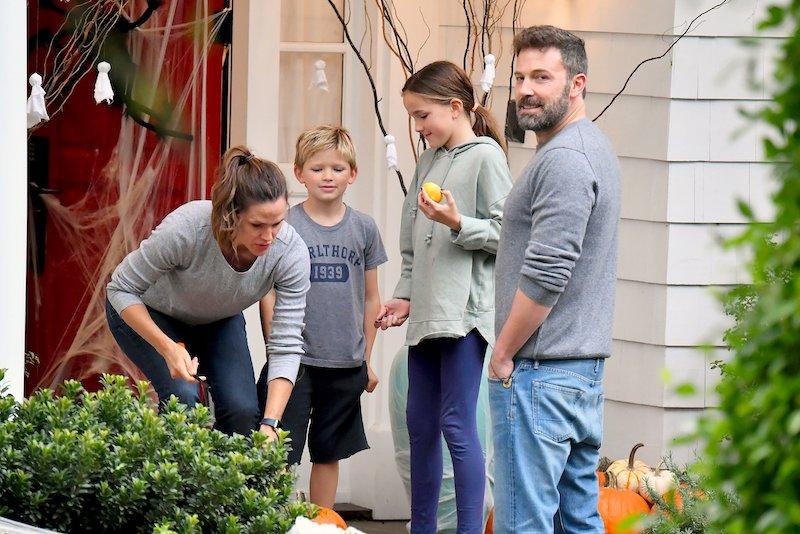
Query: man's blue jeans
xmin=489 ymin=358 xmax=604 ymax=533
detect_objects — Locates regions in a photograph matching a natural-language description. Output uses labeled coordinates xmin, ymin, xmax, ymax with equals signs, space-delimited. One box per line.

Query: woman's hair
xmin=402 ymin=60 xmax=507 ymax=154
xmin=211 ymin=145 xmax=288 ymax=251
xmin=295 ymin=125 xmax=358 ymax=170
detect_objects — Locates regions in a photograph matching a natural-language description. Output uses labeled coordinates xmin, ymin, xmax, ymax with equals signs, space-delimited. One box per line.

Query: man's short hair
xmin=513 ymin=25 xmax=588 ymax=79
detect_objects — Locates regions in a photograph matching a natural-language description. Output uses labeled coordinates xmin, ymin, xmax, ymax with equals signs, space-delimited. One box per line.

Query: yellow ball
xmin=422 ymin=182 xmax=443 ymax=203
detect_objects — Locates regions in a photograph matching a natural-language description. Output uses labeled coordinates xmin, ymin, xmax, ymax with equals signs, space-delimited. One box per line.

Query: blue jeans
xmin=489 ymin=358 xmax=604 ymax=534
xmin=105 ymin=299 xmax=260 ymax=435
xmin=407 ymin=330 xmax=487 ymax=534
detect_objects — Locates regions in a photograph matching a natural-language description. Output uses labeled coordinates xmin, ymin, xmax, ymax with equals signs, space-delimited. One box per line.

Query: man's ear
xmin=571 ymin=73 xmax=587 ymax=98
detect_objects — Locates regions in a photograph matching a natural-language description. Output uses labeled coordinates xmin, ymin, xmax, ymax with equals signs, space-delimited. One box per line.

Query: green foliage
xmin=0 ymin=371 xmax=310 ymax=533
xmin=695 ymin=3 xmax=800 ymax=532
xmin=641 ymin=457 xmax=715 ymax=534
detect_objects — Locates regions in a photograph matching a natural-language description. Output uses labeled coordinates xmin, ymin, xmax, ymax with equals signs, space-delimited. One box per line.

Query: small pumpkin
xmin=607 ymin=443 xmax=650 ymax=492
xmin=312 ymin=507 xmax=347 ymax=529
xmin=597 ymin=470 xmax=608 ymax=488
xmin=598 ymin=486 xmax=649 ymax=534
xmin=652 ymin=482 xmax=708 ymax=514
xmin=638 ymin=467 xmax=677 ymax=504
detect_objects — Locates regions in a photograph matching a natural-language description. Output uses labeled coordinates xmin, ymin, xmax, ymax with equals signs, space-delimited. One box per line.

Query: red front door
xmin=25 ymin=0 xmax=228 ymax=394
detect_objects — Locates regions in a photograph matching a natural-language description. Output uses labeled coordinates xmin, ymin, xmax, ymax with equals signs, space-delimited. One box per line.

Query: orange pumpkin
xmin=485 ymin=506 xmax=494 ymax=534
xmin=312 ymin=507 xmax=347 ymax=529
xmin=651 ymin=483 xmax=707 ymax=515
xmin=597 ymin=470 xmax=608 ymax=488
xmin=597 ymin=486 xmax=649 ymax=534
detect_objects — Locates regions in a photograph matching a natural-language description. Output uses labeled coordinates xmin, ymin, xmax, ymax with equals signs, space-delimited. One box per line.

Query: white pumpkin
xmin=607 ymin=443 xmax=651 ymax=492
xmin=639 ymin=468 xmax=678 ymax=504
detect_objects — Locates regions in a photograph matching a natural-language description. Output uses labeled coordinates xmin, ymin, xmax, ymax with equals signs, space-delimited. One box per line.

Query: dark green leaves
xmin=0 ymin=371 xmax=310 ymax=533
xmin=695 ymin=3 xmax=800 ymax=532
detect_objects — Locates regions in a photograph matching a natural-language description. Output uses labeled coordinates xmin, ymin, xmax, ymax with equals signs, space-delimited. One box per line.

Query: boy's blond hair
xmin=294 ymin=125 xmax=358 ymax=170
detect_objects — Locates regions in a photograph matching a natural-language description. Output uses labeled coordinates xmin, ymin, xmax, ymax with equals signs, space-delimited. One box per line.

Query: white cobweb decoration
xmin=32 ymin=0 xmax=229 ymax=394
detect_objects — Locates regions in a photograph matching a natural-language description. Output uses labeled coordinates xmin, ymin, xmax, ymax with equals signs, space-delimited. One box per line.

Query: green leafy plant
xmin=0 ymin=371 xmax=310 ymax=533
xmin=694 ymin=3 xmax=800 ymax=533
xmin=641 ymin=457 xmax=714 ymax=534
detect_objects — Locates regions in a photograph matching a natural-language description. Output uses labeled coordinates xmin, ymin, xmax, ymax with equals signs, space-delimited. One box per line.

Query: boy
xmin=258 ymin=125 xmax=387 ymax=508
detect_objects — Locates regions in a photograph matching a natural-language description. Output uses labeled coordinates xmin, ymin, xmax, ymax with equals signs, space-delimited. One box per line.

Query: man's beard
xmin=516 ymin=84 xmax=570 ymax=132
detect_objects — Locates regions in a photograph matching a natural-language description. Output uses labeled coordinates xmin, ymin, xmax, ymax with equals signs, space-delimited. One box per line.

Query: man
xmin=489 ymin=25 xmax=621 ymax=533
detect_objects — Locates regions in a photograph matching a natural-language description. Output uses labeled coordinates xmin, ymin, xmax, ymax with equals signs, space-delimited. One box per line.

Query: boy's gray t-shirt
xmin=288 ymin=204 xmax=388 ymax=368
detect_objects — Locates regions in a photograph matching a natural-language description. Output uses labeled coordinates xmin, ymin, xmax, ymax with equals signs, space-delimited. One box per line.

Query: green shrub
xmin=694 ymin=3 xmax=800 ymax=532
xmin=0 ymin=371 xmax=310 ymax=533
xmin=641 ymin=457 xmax=714 ymax=534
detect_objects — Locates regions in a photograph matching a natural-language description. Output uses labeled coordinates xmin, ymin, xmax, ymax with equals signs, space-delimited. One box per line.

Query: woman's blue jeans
xmin=105 ymin=299 xmax=260 ymax=435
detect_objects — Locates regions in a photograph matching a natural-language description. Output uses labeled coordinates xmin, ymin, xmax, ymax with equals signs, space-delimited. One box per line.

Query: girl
xmin=106 ymin=146 xmax=310 ymax=439
xmin=377 ymin=61 xmax=513 ymax=533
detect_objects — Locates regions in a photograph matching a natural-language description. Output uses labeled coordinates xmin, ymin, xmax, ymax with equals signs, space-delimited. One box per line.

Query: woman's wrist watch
xmin=260 ymin=417 xmax=281 ymax=430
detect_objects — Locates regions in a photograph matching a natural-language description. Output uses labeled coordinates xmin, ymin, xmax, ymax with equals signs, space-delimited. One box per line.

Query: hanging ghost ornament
xmin=384 ymin=134 xmax=398 ymax=171
xmin=310 ymin=59 xmax=329 ymax=92
xmin=27 ymin=73 xmax=49 ymax=128
xmin=480 ymin=54 xmax=496 ymax=93
xmin=94 ymin=61 xmax=114 ymax=104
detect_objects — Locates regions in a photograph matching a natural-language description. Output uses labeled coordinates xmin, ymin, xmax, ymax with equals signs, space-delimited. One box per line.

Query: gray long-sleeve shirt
xmin=495 ymin=119 xmax=620 ymax=360
xmin=107 ymin=200 xmax=311 ymax=383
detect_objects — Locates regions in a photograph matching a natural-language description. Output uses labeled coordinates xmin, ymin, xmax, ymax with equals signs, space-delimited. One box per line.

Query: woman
xmin=106 ymin=146 xmax=310 ymax=439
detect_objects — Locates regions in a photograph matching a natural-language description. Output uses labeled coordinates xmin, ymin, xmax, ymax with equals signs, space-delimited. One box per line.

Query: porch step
xmin=333 ymin=502 xmax=373 ymax=521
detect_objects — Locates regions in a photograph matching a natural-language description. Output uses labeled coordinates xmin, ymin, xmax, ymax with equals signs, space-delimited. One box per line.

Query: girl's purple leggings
xmin=407 ymin=329 xmax=487 ymax=534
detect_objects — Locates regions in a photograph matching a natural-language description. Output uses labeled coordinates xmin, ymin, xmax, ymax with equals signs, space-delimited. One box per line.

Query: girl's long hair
xmin=402 ymin=60 xmax=508 ymax=154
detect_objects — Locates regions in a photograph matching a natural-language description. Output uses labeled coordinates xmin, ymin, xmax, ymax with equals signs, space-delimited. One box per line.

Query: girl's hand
xmin=418 ymin=189 xmax=462 ymax=231
xmin=366 ymin=363 xmax=379 ymax=393
xmin=375 ymin=299 xmax=410 ymax=330
xmin=163 ymin=341 xmax=199 ymax=382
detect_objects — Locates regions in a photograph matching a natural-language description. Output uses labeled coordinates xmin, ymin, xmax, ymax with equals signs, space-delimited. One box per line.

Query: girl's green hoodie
xmin=392 ymin=136 xmax=513 ymax=346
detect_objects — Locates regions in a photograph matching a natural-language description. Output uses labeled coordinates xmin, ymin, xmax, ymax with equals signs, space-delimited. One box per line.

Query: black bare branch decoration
xmin=593 ymin=0 xmax=730 ymax=122
xmin=327 ymin=0 xmax=407 ymax=195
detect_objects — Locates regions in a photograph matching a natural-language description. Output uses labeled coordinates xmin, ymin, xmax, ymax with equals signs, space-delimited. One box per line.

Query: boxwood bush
xmin=0 ymin=371 xmax=310 ymax=533
xmin=695 ymin=3 xmax=800 ymax=532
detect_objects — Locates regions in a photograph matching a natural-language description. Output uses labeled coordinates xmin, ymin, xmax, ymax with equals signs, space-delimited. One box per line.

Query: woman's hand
xmin=375 ymin=299 xmax=411 ymax=331
xmin=259 ymin=423 xmax=278 ymax=442
xmin=162 ymin=341 xmax=199 ymax=382
xmin=418 ymin=188 xmax=462 ymax=231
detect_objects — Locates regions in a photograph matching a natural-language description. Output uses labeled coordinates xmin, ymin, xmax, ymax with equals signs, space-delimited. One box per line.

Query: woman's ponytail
xmin=211 ymin=145 xmax=287 ymax=254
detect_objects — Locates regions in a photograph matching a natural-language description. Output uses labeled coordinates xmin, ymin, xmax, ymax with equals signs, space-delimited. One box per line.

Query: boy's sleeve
xmin=364 ymin=216 xmax=388 ymax=270
xmin=106 ymin=209 xmax=195 ymax=314
xmin=450 ymin=149 xmax=514 ymax=254
xmin=519 ymin=148 xmax=597 ymax=307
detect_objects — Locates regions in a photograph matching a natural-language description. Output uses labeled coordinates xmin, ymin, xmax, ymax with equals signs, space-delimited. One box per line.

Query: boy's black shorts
xmin=258 ymin=362 xmax=369 ymax=465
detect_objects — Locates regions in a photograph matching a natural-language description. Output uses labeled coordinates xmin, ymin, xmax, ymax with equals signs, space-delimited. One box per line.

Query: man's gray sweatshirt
xmin=495 ymin=118 xmax=620 ymax=360
xmin=107 ymin=200 xmax=311 ymax=383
